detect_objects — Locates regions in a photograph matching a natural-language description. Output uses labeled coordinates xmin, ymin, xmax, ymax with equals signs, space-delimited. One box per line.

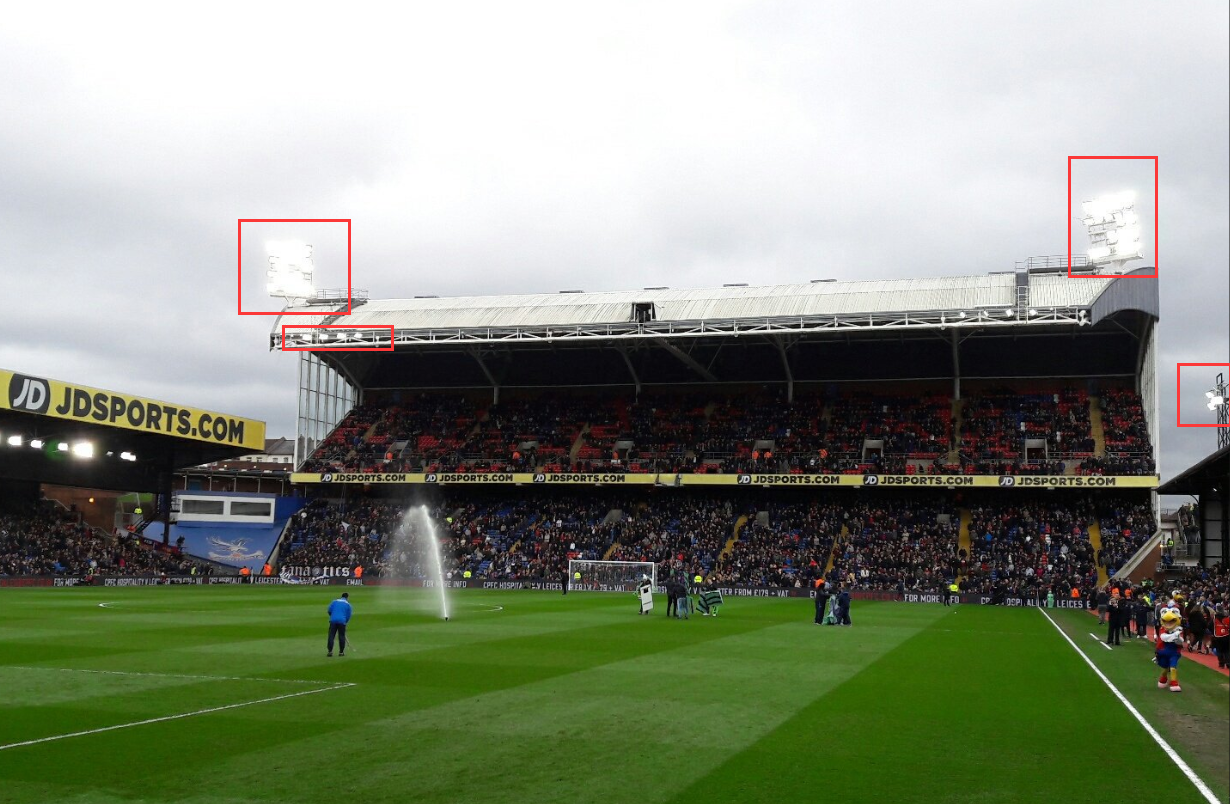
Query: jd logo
xmin=532 ymin=474 xmax=546 ymax=483
xmin=736 ymin=474 xmax=751 ymax=485
xmin=862 ymin=475 xmax=879 ymax=486
xmin=424 ymin=473 xmax=438 ymax=483
xmin=320 ymin=473 xmax=334 ymax=483
xmin=998 ymin=476 xmax=1016 ymax=487
xmin=8 ymin=374 xmax=50 ymax=414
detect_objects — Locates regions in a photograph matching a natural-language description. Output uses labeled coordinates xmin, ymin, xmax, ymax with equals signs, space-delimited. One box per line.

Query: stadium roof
xmin=1157 ymin=445 xmax=1230 ymax=496
xmin=273 ymin=266 xmax=1158 ymax=349
xmin=0 ymin=368 xmax=266 ymax=492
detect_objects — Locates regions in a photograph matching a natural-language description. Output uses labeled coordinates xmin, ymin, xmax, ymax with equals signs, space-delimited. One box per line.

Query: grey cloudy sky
xmin=1 ymin=1 xmax=1226 ymax=483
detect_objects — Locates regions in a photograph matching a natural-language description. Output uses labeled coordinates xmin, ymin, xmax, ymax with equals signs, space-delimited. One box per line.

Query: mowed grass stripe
xmin=145 ymin=603 xmax=950 ymax=804
xmin=0 ymin=591 xmax=792 ymax=797
xmin=665 ymin=605 xmax=1224 ymax=804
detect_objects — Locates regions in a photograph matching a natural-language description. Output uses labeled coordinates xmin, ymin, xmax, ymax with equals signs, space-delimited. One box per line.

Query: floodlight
xmin=1208 ymin=391 xmax=1227 ymax=411
xmin=6 ymin=435 xmax=22 ymax=447
xmin=57 ymin=442 xmax=68 ymax=451
xmin=71 ymin=442 xmax=94 ymax=458
xmin=265 ymin=240 xmax=315 ymax=298
xmin=120 ymin=451 xmax=137 ymax=461
xmin=1082 ymin=191 xmax=1143 ymax=268
xmin=30 ymin=438 xmax=44 ymax=449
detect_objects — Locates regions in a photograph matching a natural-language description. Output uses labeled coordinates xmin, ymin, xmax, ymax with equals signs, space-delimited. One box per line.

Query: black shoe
xmin=327 ymin=652 xmax=333 ymax=657
xmin=339 ymin=652 xmax=345 ymax=657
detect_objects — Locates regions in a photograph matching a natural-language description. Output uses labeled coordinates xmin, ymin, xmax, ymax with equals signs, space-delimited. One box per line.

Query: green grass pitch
xmin=1 ymin=587 xmax=1226 ymax=803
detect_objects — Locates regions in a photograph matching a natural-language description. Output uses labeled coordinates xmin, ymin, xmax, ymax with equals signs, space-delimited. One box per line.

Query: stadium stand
xmin=0 ymin=503 xmax=207 ymax=577
xmin=299 ymin=384 xmax=1158 ymax=477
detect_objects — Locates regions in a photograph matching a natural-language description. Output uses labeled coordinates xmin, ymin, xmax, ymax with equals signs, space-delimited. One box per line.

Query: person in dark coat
xmin=814 ymin=580 xmax=829 ymax=625
xmin=1106 ymin=592 xmax=1122 ymax=645
xmin=837 ymin=586 xmax=852 ymax=626
xmin=665 ymin=575 xmax=678 ymax=617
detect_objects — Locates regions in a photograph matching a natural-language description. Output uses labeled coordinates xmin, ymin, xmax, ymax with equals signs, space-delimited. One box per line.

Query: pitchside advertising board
xmin=2 ymin=368 xmax=265 ymax=450
xmin=290 ymin=471 xmax=1158 ymax=488
xmin=0 ymin=576 xmax=1095 ymax=607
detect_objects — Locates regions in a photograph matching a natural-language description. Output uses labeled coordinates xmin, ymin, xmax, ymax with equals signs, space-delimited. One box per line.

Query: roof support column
xmin=618 ymin=349 xmax=641 ymax=396
xmin=157 ymin=465 xmax=173 ymax=546
xmin=471 ymin=351 xmax=500 ymax=404
xmin=657 ymin=340 xmax=717 ymax=382
xmin=776 ymin=340 xmax=793 ymax=403
xmin=951 ymin=330 xmax=961 ymax=401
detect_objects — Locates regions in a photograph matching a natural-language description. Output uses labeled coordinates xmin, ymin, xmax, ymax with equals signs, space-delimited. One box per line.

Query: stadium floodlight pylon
xmin=568 ymin=559 xmax=656 ymax=592
xmin=265 ymin=240 xmax=316 ymax=303
xmin=1081 ymin=191 xmax=1143 ymax=273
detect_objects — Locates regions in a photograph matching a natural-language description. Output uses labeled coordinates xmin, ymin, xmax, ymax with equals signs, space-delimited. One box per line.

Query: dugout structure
xmin=270 ymin=264 xmax=1160 ymax=482
xmin=1157 ymin=445 xmax=1229 ymax=569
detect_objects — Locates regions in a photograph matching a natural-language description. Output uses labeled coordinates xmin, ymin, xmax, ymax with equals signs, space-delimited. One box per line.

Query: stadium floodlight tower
xmin=265 ymin=240 xmax=316 ymax=307
xmin=1209 ymin=372 xmax=1229 ymax=450
xmin=1081 ymin=191 xmax=1143 ymax=274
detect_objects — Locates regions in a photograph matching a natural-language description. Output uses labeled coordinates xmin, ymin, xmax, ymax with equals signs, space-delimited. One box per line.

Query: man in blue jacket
xmin=327 ymin=592 xmax=352 ymax=657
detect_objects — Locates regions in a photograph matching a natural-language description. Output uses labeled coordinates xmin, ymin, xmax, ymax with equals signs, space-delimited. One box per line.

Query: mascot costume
xmin=1154 ymin=602 xmax=1184 ymax=692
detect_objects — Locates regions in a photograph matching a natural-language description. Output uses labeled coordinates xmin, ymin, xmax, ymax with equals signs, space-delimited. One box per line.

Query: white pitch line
xmin=1089 ymin=633 xmax=1113 ymax=650
xmin=97 ymin=603 xmax=114 ymax=608
xmin=1040 ymin=608 xmax=1219 ymax=804
xmin=0 ymin=682 xmax=355 ymax=752
xmin=3 ymin=666 xmax=334 ymax=685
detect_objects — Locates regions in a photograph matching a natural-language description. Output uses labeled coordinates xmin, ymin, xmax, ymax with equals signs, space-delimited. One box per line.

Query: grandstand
xmin=247 ymin=265 xmax=1165 ymax=597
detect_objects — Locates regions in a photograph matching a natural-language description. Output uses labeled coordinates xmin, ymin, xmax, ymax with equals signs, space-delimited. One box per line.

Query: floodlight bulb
xmin=71 ymin=442 xmax=94 ymax=458
xmin=120 ymin=451 xmax=136 ymax=461
xmin=6 ymin=435 xmax=22 ymax=447
xmin=30 ymin=438 xmax=44 ymax=448
xmin=57 ymin=442 xmax=69 ymax=451
xmin=1088 ymin=246 xmax=1112 ymax=260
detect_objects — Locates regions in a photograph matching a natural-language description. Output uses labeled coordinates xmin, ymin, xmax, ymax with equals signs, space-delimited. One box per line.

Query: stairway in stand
xmin=948 ymin=399 xmax=963 ymax=464
xmin=1088 ymin=519 xmax=1109 ymax=587
xmin=957 ymin=508 xmax=973 ymax=582
xmin=570 ymin=424 xmax=590 ymax=466
xmin=825 ymin=524 xmax=848 ymax=575
xmin=1089 ymin=396 xmax=1106 ymax=457
xmin=718 ymin=514 xmax=749 ymax=564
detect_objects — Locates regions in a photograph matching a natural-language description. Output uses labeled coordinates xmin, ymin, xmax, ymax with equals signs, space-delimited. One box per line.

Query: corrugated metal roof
xmin=284 ymin=273 xmax=1118 ymax=331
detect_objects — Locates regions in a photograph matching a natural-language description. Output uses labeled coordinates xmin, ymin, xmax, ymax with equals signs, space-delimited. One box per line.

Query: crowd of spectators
xmin=964 ymin=500 xmax=1099 ymax=598
xmin=608 ymin=494 xmax=735 ymax=581
xmin=1095 ymin=496 xmax=1156 ymax=577
xmin=0 ymin=504 xmax=206 ymax=577
xmin=827 ymin=498 xmax=961 ymax=592
xmin=301 ymin=385 xmax=1159 ymax=478
xmin=720 ymin=501 xmax=842 ymax=587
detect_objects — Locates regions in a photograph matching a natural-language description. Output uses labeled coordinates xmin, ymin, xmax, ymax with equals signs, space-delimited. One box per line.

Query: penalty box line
xmin=1037 ymin=608 xmax=1219 ymax=804
xmin=0 ymin=677 xmax=355 ymax=753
